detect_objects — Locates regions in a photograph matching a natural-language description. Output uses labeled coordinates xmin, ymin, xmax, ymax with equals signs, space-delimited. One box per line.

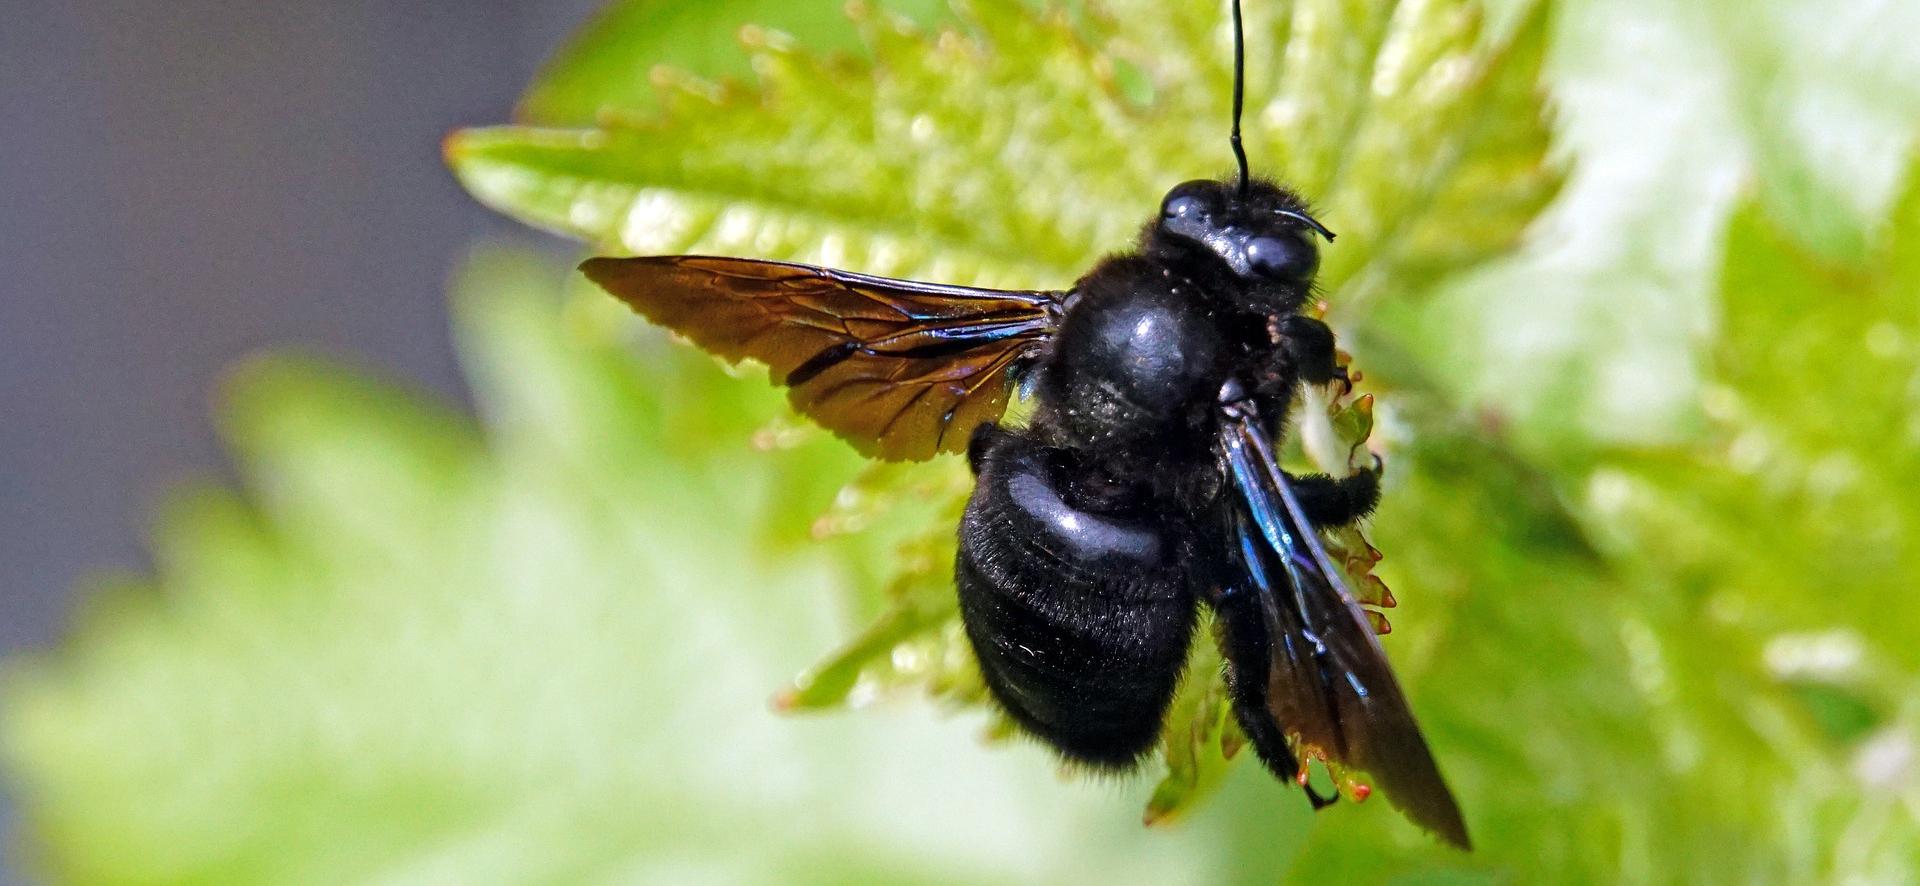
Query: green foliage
xmin=515 ymin=0 xmax=951 ymax=125
xmin=449 ymin=0 xmax=1556 ymax=296
xmin=7 ymin=0 xmax=1920 ymax=882
xmin=1407 ymin=0 xmax=1920 ymax=452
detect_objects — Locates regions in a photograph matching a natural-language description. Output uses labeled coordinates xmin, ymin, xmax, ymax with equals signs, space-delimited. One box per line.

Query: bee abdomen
xmin=956 ymin=428 xmax=1197 ymax=768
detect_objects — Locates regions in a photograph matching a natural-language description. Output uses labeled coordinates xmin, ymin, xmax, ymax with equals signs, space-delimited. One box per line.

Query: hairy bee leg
xmin=1283 ymin=466 xmax=1380 ymax=529
xmin=1271 ymin=314 xmax=1341 ymax=387
xmin=1212 ymin=559 xmax=1342 ymax=814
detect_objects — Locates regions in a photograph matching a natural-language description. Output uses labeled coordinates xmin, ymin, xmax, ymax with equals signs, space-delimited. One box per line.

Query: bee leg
xmin=1212 ymin=554 xmax=1343 ymax=813
xmin=1271 ymin=314 xmax=1342 ymax=388
xmin=1284 ymin=463 xmax=1381 ymax=530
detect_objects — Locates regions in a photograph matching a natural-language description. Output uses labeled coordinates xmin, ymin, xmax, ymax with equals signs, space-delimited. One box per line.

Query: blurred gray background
xmin=1 ymin=2 xmax=595 ymax=878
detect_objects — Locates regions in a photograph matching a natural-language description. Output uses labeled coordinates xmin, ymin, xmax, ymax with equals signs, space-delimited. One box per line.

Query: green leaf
xmin=1396 ymin=0 xmax=1920 ymax=454
xmin=517 ymin=0 xmax=952 ymax=126
xmin=1589 ymin=164 xmax=1920 ymax=672
xmin=448 ymin=0 xmax=1556 ymax=297
xmin=1427 ymin=160 xmax=1920 ymax=882
xmin=1143 ymin=614 xmax=1237 ymax=827
xmin=1712 ymin=2 xmax=1920 ymax=264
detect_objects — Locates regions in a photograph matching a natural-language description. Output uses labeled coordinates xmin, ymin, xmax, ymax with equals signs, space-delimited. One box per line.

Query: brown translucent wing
xmin=580 ymin=255 xmax=1064 ymax=461
xmin=1217 ymin=402 xmax=1471 ymax=849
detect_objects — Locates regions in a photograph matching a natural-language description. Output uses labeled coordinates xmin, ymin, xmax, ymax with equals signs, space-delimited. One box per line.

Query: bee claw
xmin=1326 ymin=365 xmax=1353 ymax=398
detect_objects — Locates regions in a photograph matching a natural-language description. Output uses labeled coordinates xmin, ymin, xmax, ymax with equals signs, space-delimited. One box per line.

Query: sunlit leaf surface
xmin=449 ymin=0 xmax=1556 ymax=296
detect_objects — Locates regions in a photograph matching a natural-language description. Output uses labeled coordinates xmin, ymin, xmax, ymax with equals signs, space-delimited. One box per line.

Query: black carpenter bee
xmin=580 ymin=0 xmax=1468 ymax=849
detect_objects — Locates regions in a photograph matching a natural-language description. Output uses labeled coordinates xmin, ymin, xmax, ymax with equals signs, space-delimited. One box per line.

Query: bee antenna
xmin=1276 ymin=208 xmax=1337 ymax=242
xmin=1230 ymin=0 xmax=1251 ymax=198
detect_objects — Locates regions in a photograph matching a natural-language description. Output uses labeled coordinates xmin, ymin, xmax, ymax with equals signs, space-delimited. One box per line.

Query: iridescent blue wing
xmin=1215 ymin=401 xmax=1470 ymax=849
xmin=582 ymin=255 xmax=1063 ymax=461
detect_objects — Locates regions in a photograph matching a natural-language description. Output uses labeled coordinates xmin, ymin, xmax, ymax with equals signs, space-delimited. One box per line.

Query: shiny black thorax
xmin=956 ymin=178 xmax=1354 ymax=767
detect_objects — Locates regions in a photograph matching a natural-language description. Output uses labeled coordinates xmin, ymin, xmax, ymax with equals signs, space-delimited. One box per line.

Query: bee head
xmin=1145 ymin=178 xmax=1334 ymax=305
xmin=1150 ymin=0 xmax=1336 ymax=310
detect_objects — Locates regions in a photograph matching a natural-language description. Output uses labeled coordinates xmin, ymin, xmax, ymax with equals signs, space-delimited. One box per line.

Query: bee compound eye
xmin=1245 ymin=233 xmax=1318 ymax=281
xmin=1161 ymin=194 xmax=1205 ymax=220
xmin=1159 ymin=180 xmax=1217 ymax=220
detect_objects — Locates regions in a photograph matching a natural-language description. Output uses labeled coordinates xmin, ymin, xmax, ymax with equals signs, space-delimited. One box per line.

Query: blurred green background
xmin=5 ymin=0 xmax=1920 ymax=882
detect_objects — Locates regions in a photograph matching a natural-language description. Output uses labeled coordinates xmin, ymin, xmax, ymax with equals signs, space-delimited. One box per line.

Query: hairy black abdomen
xmin=956 ymin=428 xmax=1197 ymax=767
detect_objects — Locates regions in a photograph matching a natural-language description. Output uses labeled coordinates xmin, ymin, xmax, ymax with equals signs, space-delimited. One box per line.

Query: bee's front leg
xmin=1270 ymin=314 xmax=1347 ymax=392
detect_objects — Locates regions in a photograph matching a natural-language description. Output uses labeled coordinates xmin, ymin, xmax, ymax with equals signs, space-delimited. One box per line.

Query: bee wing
xmin=1215 ymin=402 xmax=1470 ymax=849
xmin=581 ymin=255 xmax=1064 ymax=461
